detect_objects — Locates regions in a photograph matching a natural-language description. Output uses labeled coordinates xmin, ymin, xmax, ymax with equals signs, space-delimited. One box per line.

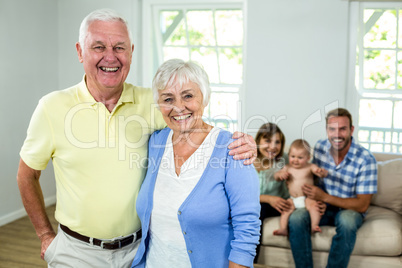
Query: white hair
xmin=152 ymin=59 xmax=211 ymax=107
xmin=78 ymin=9 xmax=133 ymax=49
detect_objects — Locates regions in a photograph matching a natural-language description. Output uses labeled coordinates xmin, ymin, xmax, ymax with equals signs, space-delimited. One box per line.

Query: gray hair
xmin=78 ymin=9 xmax=133 ymax=49
xmin=152 ymin=59 xmax=211 ymax=107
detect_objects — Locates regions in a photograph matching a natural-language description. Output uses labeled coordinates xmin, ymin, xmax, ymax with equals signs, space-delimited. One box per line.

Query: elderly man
xmin=17 ymin=9 xmax=256 ymax=268
xmin=288 ymin=108 xmax=377 ymax=268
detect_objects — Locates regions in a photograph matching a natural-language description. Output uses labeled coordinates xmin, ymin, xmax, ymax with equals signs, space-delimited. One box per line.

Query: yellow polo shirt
xmin=20 ymin=78 xmax=166 ymax=239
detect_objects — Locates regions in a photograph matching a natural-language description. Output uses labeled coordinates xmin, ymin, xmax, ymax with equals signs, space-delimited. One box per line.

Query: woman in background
xmin=253 ymin=123 xmax=290 ymax=263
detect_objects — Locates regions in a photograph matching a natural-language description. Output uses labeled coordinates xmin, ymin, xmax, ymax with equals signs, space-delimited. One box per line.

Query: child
xmin=273 ymin=139 xmax=328 ymax=236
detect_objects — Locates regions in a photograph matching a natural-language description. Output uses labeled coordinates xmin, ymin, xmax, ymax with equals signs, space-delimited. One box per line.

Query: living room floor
xmin=0 ymin=205 xmax=276 ymax=267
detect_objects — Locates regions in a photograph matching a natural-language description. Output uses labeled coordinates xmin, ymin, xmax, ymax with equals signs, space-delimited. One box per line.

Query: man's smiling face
xmin=326 ymin=115 xmax=354 ymax=154
xmin=76 ymin=20 xmax=134 ymax=93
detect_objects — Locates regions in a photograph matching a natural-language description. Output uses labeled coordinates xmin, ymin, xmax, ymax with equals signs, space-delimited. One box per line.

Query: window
xmin=353 ymin=2 xmax=402 ymax=153
xmin=143 ymin=2 xmax=244 ymax=132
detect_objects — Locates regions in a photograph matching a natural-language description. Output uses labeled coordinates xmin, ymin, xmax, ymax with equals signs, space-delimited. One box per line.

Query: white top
xmin=146 ymin=127 xmax=220 ymax=268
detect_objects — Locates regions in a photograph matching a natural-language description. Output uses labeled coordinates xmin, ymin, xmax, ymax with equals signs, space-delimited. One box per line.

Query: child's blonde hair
xmin=289 ymin=139 xmax=312 ymax=156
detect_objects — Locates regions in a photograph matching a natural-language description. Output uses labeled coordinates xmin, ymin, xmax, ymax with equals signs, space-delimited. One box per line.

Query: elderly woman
xmin=131 ymin=59 xmax=260 ymax=268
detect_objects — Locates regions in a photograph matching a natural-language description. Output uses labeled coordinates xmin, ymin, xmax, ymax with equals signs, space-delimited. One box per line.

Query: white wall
xmin=56 ymin=0 xmax=141 ymax=90
xmin=0 ymin=0 xmax=142 ymax=226
xmin=1 ymin=0 xmax=352 ymax=225
xmin=245 ymin=0 xmax=350 ymax=147
xmin=0 ymin=0 xmax=58 ymax=225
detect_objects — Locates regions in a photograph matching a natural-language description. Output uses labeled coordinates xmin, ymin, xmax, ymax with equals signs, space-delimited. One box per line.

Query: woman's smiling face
xmin=258 ymin=133 xmax=282 ymax=160
xmin=158 ymin=81 xmax=206 ymax=134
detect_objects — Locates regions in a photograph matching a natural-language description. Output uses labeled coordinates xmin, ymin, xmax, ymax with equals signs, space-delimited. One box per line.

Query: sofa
xmin=257 ymin=152 xmax=402 ymax=268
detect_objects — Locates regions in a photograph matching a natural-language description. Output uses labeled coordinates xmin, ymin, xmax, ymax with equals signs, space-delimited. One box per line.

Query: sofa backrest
xmin=371 ymin=153 xmax=402 ymax=215
xmin=372 ymin=152 xmax=402 ymax=162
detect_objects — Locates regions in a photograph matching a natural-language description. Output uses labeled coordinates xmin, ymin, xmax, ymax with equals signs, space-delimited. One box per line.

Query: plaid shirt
xmin=313 ymin=138 xmax=377 ymax=198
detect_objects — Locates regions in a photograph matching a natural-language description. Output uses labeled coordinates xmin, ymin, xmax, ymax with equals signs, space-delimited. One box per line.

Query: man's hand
xmin=228 ymin=131 xmax=257 ymax=165
xmin=17 ymin=159 xmax=56 ymax=260
xmin=316 ymin=201 xmax=327 ymax=215
xmin=302 ymin=184 xmax=328 ymax=202
xmin=39 ymin=231 xmax=56 ymax=260
xmin=304 ymin=184 xmax=373 ymax=213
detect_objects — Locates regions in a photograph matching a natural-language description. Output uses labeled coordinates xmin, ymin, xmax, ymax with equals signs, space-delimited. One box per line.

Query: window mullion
xmin=359 ymin=4 xmax=365 ymax=94
xmin=183 ymin=9 xmax=191 ymax=61
xmin=395 ymin=8 xmax=399 ymax=92
xmin=153 ymin=6 xmax=165 ymax=72
xmin=395 ymin=9 xmax=398 ymax=151
xmin=212 ymin=8 xmax=221 ymax=84
xmin=162 ymin=11 xmax=184 ymax=43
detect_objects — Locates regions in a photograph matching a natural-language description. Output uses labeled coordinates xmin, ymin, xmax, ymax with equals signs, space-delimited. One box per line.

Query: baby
xmin=273 ymin=139 xmax=328 ymax=236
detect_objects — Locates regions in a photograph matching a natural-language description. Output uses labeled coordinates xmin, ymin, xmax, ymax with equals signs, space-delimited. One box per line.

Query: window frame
xmin=348 ymin=1 xmax=402 ymax=154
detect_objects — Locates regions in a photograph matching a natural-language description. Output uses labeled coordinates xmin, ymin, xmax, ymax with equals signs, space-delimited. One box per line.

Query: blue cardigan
xmin=132 ymin=128 xmax=261 ymax=268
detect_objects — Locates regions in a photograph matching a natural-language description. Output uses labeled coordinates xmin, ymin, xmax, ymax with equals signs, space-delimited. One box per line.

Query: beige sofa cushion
xmin=371 ymin=158 xmax=402 ymax=215
xmin=261 ymin=206 xmax=402 ymax=256
xmin=353 ymin=206 xmax=402 ymax=256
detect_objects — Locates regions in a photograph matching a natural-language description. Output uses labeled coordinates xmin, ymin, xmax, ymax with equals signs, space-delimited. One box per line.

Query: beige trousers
xmin=44 ymin=225 xmax=140 ymax=268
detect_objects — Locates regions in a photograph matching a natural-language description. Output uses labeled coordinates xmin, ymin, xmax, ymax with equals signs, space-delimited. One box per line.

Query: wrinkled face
xmin=288 ymin=147 xmax=310 ymax=169
xmin=258 ymin=133 xmax=282 ymax=160
xmin=158 ymin=81 xmax=205 ymax=133
xmin=326 ymin=116 xmax=354 ymax=153
xmin=76 ymin=20 xmax=134 ymax=93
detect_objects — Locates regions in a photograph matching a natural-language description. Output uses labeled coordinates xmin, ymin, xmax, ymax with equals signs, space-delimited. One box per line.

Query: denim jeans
xmin=288 ymin=207 xmax=363 ymax=268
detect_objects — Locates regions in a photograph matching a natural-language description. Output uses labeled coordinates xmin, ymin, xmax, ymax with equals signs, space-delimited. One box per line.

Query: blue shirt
xmin=313 ymin=138 xmax=377 ymax=198
xmin=132 ymin=128 xmax=261 ymax=268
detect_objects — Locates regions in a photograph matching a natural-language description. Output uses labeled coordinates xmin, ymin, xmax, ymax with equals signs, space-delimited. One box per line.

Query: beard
xmin=330 ymin=135 xmax=352 ymax=152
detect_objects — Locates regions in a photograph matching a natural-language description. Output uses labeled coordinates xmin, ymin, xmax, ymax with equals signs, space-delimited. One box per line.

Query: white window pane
xmin=361 ymin=142 xmax=370 ymax=150
xmin=219 ymin=48 xmax=243 ymax=84
xmin=394 ymin=101 xmax=402 ymax=128
xmin=397 ymin=51 xmax=402 ymax=89
xmin=163 ymin=47 xmax=189 ymax=61
xmin=210 ymin=86 xmax=239 ymax=93
xmin=385 ymin=131 xmax=392 ymax=143
xmin=214 ymin=120 xmax=232 ymax=129
xmin=370 ymin=131 xmax=384 ymax=142
xmin=190 ymin=48 xmax=219 ymax=83
xmin=160 ymin=11 xmax=179 ymax=30
xmin=209 ymin=92 xmax=239 ymax=120
xmin=384 ymin=144 xmax=391 ymax=152
xmin=161 ymin=11 xmax=187 ymax=46
xmin=359 ymin=99 xmax=393 ymax=128
xmin=398 ymin=10 xmax=402 ymax=48
xmin=364 ymin=9 xmax=396 ymax=49
xmin=358 ymin=130 xmax=370 ymax=142
xmin=370 ymin=143 xmax=384 ymax=152
xmin=186 ymin=10 xmax=216 ymax=46
xmin=363 ymin=50 xmax=395 ymax=89
xmin=215 ymin=10 xmax=243 ymax=46
xmin=392 ymin=132 xmax=400 ymax=144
